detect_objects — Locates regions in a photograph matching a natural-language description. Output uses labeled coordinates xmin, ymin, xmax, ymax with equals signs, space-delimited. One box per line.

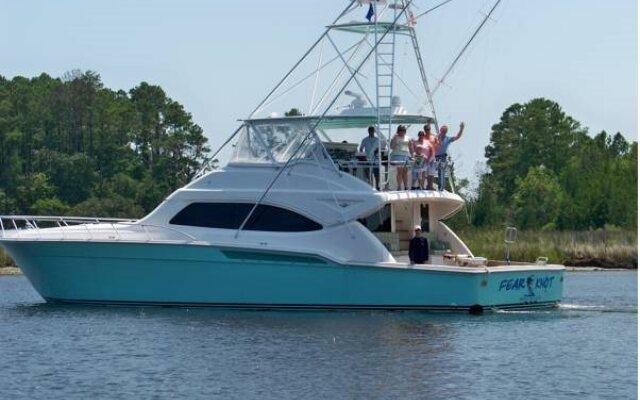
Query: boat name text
xmin=498 ymin=276 xmax=555 ymax=291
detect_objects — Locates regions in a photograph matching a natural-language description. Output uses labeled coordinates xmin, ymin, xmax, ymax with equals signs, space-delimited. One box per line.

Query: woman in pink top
xmin=411 ymin=131 xmax=434 ymax=190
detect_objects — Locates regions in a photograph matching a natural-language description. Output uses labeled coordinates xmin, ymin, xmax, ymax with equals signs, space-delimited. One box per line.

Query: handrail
xmin=0 ymin=215 xmax=133 ymax=223
xmin=0 ymin=215 xmax=198 ymax=243
xmin=331 ymin=157 xmax=455 ymax=191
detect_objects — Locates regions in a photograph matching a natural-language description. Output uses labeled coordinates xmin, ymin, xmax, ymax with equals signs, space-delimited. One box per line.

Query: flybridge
xmin=198 ymin=0 xmax=503 ymax=181
xmin=200 ymin=0 xmax=438 ymax=180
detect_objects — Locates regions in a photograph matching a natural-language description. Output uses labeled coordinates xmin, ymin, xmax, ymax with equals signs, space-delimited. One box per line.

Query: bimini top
xmin=244 ymin=114 xmax=433 ymax=130
xmin=327 ymin=22 xmax=413 ymax=35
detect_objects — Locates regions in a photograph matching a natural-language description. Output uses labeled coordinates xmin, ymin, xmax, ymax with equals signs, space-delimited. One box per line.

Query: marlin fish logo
xmin=526 ymin=275 xmax=536 ymax=297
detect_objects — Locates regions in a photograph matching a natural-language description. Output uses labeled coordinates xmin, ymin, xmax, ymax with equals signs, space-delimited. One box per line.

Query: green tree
xmin=484 ymin=98 xmax=587 ymax=202
xmin=31 ymin=198 xmax=71 ymax=215
xmin=0 ymin=71 xmax=210 ymax=217
xmin=474 ymin=98 xmax=636 ymax=230
xmin=129 ymin=82 xmax=209 ymax=188
xmin=512 ymin=166 xmax=562 ymax=229
xmin=471 ymin=173 xmax=506 ymax=227
xmin=71 ymin=196 xmax=144 ymax=219
xmin=285 ymin=108 xmax=302 ymax=117
xmin=15 ymin=173 xmax=56 ymax=212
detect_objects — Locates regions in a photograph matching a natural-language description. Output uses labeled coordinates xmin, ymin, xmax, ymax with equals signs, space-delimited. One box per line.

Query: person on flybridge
xmin=436 ymin=122 xmax=465 ymax=191
xmin=423 ymin=123 xmax=439 ymax=191
xmin=389 ymin=125 xmax=412 ymax=191
xmin=410 ymin=131 xmax=434 ymax=190
xmin=359 ymin=126 xmax=384 ymax=191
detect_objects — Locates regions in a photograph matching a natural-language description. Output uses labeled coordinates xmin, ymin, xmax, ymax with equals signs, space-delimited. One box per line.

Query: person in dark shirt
xmin=409 ymin=225 xmax=429 ymax=264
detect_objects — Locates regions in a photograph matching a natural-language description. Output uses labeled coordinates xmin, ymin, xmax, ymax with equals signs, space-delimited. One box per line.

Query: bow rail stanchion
xmin=11 ymin=219 xmax=19 ymax=238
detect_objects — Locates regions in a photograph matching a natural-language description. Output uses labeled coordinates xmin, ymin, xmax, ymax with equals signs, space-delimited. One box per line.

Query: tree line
xmin=0 ymin=74 xmax=635 ymax=231
xmin=455 ymin=98 xmax=637 ymax=231
xmin=0 ymin=71 xmax=209 ymax=218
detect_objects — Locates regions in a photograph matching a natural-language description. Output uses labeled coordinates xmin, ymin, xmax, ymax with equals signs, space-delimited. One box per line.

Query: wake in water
xmin=559 ymin=303 xmax=637 ymax=314
xmin=492 ymin=308 xmax=555 ymax=315
xmin=491 ymin=303 xmax=637 ymax=315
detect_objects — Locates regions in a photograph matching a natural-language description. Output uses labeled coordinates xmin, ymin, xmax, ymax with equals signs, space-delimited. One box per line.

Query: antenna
xmin=504 ymin=226 xmax=517 ymax=265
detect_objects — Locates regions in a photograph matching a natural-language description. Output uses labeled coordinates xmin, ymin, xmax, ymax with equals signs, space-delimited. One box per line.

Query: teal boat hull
xmin=1 ymin=241 xmax=564 ymax=312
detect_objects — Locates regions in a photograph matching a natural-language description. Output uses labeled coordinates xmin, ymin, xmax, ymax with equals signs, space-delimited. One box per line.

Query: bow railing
xmin=0 ymin=215 xmax=200 ymax=243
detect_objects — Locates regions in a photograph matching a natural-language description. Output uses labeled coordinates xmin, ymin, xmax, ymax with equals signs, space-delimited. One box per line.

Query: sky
xmin=1 ymin=0 xmax=637 ymax=182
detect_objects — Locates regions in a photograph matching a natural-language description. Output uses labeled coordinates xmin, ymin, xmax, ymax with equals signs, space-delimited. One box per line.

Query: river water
xmin=0 ymin=271 xmax=636 ymax=399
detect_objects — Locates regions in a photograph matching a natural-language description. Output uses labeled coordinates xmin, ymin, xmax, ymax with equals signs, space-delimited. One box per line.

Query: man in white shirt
xmin=360 ymin=126 xmax=383 ymax=190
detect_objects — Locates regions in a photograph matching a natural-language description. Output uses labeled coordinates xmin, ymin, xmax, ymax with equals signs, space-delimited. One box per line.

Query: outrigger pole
xmin=249 ymin=0 xmax=358 ymax=118
xmin=196 ymin=0 xmax=358 ymax=177
xmin=414 ymin=0 xmax=456 ymax=20
xmin=432 ymin=0 xmax=502 ymax=95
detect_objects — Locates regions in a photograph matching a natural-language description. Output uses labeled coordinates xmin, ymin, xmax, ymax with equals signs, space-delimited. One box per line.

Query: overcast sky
xmin=2 ymin=0 xmax=637 ymax=182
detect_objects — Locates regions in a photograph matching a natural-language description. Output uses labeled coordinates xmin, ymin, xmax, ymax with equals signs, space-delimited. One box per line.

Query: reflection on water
xmin=0 ymin=272 xmax=637 ymax=400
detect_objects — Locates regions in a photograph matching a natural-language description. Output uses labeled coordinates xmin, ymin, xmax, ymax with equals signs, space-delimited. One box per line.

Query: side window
xmin=169 ymin=203 xmax=252 ymax=229
xmin=245 ymin=205 xmax=322 ymax=232
xmin=170 ymin=203 xmax=322 ymax=232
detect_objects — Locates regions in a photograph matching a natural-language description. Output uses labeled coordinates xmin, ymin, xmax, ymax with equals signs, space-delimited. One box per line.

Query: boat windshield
xmin=230 ymin=114 xmax=432 ymax=165
xmin=230 ymin=120 xmax=329 ymax=164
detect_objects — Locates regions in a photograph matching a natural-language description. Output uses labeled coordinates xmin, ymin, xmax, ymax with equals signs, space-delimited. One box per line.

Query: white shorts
xmin=427 ymin=160 xmax=438 ymax=176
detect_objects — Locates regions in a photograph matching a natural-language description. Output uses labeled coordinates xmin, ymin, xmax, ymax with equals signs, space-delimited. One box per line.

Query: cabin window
xmin=358 ymin=204 xmax=392 ymax=232
xmin=169 ymin=203 xmax=323 ymax=232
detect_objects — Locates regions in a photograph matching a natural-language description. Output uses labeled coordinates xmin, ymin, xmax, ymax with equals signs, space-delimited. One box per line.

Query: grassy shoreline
xmin=457 ymin=228 xmax=637 ymax=269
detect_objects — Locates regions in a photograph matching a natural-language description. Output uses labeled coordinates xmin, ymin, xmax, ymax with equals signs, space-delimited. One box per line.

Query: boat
xmin=0 ymin=0 xmax=563 ymax=313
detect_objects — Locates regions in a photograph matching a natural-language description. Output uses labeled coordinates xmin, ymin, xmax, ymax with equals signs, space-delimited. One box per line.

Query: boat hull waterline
xmin=2 ymin=240 xmax=563 ymax=312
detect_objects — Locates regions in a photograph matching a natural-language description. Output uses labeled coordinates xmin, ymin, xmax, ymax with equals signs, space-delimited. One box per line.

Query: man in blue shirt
xmin=436 ymin=121 xmax=465 ymax=191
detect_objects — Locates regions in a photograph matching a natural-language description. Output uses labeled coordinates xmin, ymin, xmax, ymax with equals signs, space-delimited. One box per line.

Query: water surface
xmin=0 ymin=271 xmax=636 ymax=399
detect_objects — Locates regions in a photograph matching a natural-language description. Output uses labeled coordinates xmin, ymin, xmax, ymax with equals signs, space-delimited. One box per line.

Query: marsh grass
xmin=458 ymin=228 xmax=637 ymax=267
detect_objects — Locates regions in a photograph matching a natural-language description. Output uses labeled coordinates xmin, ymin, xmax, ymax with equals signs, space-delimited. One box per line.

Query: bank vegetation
xmin=0 ymin=73 xmax=636 ymax=269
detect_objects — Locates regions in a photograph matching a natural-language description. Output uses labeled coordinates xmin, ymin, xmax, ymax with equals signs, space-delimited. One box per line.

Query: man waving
xmin=436 ymin=122 xmax=465 ymax=191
